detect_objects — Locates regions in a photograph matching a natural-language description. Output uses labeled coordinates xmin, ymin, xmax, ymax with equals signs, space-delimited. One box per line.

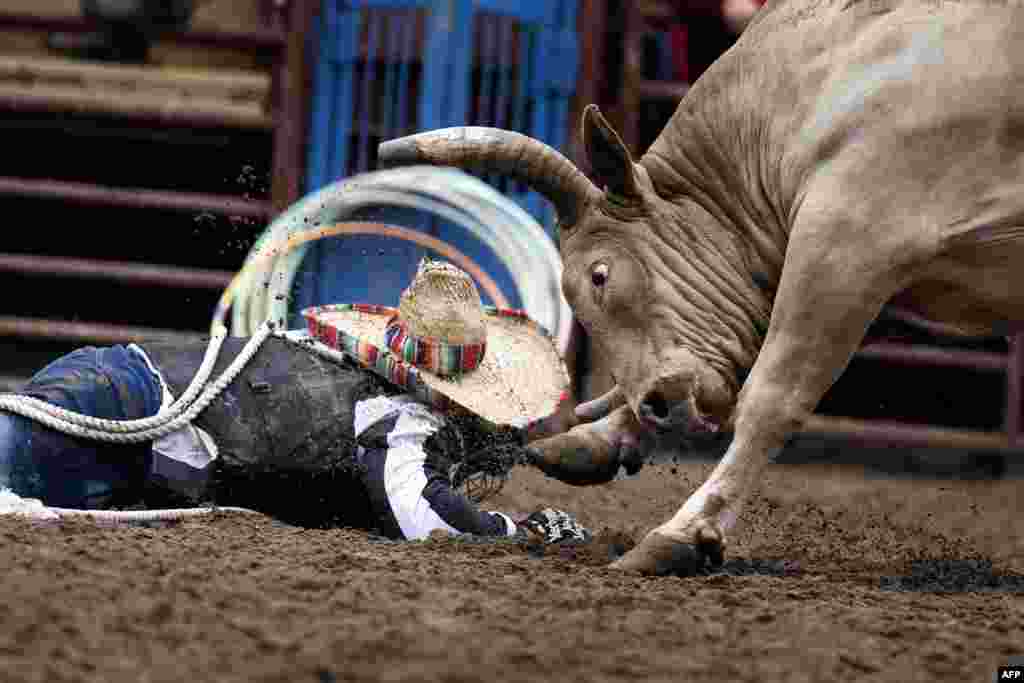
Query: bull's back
xmin=672 ymin=0 xmax=1024 ymax=228
xmin=689 ymin=0 xmax=1024 ymax=333
xmin=777 ymin=0 xmax=1024 ymax=333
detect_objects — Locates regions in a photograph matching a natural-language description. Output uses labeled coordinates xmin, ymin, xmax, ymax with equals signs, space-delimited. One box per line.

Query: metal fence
xmin=297 ymin=0 xmax=577 ymax=316
xmin=0 ymin=1 xmax=314 ymax=359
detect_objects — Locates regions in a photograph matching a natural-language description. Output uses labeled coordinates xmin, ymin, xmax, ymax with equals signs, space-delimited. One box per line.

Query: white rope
xmin=0 ymin=322 xmax=275 ymax=443
xmin=0 ymin=328 xmax=228 ymax=432
xmin=47 ymin=506 xmax=261 ymax=521
xmin=0 ymin=488 xmax=261 ymax=523
xmin=0 ymin=326 xmax=273 ymax=523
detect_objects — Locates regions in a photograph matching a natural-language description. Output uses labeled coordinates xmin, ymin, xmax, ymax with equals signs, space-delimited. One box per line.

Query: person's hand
xmin=520 ymin=508 xmax=591 ymax=545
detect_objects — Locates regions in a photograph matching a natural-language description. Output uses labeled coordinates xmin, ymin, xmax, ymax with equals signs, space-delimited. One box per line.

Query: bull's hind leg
xmin=611 ymin=197 xmax=927 ymax=575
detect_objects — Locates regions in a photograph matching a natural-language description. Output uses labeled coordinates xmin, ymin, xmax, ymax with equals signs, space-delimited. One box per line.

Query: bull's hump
xmin=762 ymin=0 xmax=1024 ymax=30
xmin=767 ymin=3 xmax=1024 ymax=170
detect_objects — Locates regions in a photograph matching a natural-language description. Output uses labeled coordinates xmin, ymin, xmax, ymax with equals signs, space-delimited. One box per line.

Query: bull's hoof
xmin=609 ymin=531 xmax=724 ymax=576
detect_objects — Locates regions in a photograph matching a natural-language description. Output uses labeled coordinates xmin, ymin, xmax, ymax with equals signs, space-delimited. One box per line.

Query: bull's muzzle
xmin=637 ymin=390 xmax=720 ymax=435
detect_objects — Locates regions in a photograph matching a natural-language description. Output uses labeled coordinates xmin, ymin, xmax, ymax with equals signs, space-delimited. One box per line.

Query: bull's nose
xmin=638 ymin=390 xmax=683 ymax=431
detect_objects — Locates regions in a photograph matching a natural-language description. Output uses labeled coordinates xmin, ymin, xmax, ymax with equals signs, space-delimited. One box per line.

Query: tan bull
xmin=379 ymin=0 xmax=1024 ymax=575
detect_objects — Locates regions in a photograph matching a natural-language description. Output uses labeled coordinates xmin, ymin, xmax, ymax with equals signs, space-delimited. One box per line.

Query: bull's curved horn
xmin=378 ymin=127 xmax=599 ymax=228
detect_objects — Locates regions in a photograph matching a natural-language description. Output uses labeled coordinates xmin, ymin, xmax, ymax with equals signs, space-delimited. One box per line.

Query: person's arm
xmin=356 ymin=396 xmax=590 ymax=542
xmin=356 ymin=397 xmax=519 ymax=540
xmin=416 ymin=462 xmax=517 ymax=537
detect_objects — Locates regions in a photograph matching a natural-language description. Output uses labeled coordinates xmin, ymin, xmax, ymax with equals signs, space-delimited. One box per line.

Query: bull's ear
xmin=581 ymin=105 xmax=641 ymax=203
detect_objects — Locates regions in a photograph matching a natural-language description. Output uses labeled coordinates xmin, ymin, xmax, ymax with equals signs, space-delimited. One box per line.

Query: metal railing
xmin=0 ymin=1 xmax=315 ymax=375
xmin=0 ymin=1 xmax=314 ymax=213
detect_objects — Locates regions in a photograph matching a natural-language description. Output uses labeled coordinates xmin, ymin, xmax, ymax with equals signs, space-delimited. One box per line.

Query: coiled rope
xmin=228 ymin=166 xmax=569 ymax=349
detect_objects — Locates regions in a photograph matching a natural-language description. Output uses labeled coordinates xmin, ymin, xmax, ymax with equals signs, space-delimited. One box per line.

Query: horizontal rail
xmin=854 ymin=341 xmax=1007 ymax=372
xmin=0 ymin=12 xmax=286 ymax=51
xmin=0 ymin=375 xmax=28 ymax=392
xmin=0 ymin=176 xmax=272 ymax=217
xmin=0 ymin=253 xmax=234 ymax=290
xmin=1008 ymin=335 xmax=1023 ymax=444
xmin=637 ymin=79 xmax=689 ymax=101
xmin=0 ymin=55 xmax=270 ymax=101
xmin=802 ymin=414 xmax=1021 ymax=453
xmin=0 ymin=82 xmax=272 ymax=130
xmin=0 ymin=316 xmax=206 ymax=347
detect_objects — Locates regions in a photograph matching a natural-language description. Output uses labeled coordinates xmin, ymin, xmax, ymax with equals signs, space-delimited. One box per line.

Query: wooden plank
xmin=638 ymin=79 xmax=689 ymax=101
xmin=0 ymin=176 xmax=273 ymax=217
xmin=854 ymin=342 xmax=1007 ymax=372
xmin=0 ymin=81 xmax=271 ymax=129
xmin=0 ymin=253 xmax=234 ymax=290
xmin=0 ymin=2 xmax=283 ymax=49
xmin=0 ymin=55 xmax=270 ymax=102
xmin=802 ymin=414 xmax=1020 ymax=453
xmin=0 ymin=374 xmax=28 ymax=392
xmin=0 ymin=316 xmax=206 ymax=346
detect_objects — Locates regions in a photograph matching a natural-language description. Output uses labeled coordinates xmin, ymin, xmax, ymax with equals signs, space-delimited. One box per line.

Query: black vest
xmin=141 ymin=335 xmax=398 ymax=528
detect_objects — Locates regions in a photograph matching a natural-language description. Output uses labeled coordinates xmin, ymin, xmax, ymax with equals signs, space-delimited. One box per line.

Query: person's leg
xmin=0 ymin=345 xmax=163 ymax=508
xmin=0 ymin=412 xmax=40 ymax=496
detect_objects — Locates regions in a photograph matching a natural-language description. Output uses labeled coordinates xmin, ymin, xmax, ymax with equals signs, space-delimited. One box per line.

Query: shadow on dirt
xmin=429 ymin=527 xmax=1024 ymax=591
xmin=880 ymin=559 xmax=1024 ymax=593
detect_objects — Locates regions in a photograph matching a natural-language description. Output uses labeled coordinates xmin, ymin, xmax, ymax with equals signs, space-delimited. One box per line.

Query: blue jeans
xmin=0 ymin=345 xmax=163 ymax=508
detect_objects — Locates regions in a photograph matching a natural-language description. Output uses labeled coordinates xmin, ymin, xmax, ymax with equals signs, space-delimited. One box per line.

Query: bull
xmin=378 ymin=0 xmax=1024 ymax=575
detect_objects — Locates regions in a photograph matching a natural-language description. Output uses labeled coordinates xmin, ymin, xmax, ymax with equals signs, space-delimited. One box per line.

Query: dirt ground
xmin=1 ymin=459 xmax=1022 ymax=683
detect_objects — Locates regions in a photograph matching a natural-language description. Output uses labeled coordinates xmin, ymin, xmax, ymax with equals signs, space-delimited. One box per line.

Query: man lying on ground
xmin=0 ymin=260 xmax=598 ymax=545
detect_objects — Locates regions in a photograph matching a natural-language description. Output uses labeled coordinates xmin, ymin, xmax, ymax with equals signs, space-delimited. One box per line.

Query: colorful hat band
xmin=384 ymin=315 xmax=486 ymax=377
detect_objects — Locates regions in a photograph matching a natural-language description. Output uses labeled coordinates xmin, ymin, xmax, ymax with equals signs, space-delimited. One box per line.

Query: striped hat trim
xmin=302 ymin=303 xmax=565 ymax=428
xmin=383 ymin=316 xmax=486 ymax=377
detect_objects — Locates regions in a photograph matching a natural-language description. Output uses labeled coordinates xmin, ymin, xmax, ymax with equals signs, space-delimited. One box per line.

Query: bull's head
xmin=379 ymin=106 xmax=767 ymax=438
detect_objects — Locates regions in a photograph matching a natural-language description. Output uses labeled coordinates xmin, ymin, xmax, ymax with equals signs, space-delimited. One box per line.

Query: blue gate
xmin=295 ymin=0 xmax=577 ymax=319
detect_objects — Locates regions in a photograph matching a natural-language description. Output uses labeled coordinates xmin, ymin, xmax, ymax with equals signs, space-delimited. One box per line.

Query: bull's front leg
xmin=612 ymin=217 xmax=915 ymax=575
xmin=527 ymin=401 xmax=652 ymax=485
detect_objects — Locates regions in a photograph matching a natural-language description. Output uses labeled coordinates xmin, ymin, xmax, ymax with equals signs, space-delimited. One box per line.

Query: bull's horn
xmin=378 ymin=127 xmax=598 ymax=228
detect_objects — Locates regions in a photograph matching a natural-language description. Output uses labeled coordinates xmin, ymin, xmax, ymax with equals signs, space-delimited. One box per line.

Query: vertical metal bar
xmin=379 ymin=11 xmax=397 ymax=147
xmin=573 ymin=0 xmax=606 ymax=175
xmin=494 ymin=14 xmax=513 ymax=130
xmin=621 ymin=2 xmax=643 ymax=156
xmin=477 ymin=13 xmax=496 ymax=126
xmin=507 ymin=19 xmax=524 ymax=135
xmin=446 ymin=0 xmax=473 ymax=126
xmin=511 ymin=19 xmax=534 ymax=183
xmin=394 ymin=9 xmax=414 ymax=135
xmin=477 ymin=13 xmax=499 ymax=188
xmin=271 ymin=0 xmax=315 ymax=213
xmin=526 ymin=7 xmax=552 ymax=226
xmin=356 ymin=9 xmax=380 ymax=172
xmin=332 ymin=1 xmax=361 ymax=182
xmin=306 ymin=1 xmax=334 ymax=192
xmin=492 ymin=14 xmax=515 ymax=194
xmin=418 ymin=0 xmax=448 ymax=132
xmin=1006 ymin=334 xmax=1023 ymax=447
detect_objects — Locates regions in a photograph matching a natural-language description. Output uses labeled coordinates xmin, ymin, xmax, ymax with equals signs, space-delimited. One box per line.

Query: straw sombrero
xmin=303 ymin=259 xmax=569 ymax=428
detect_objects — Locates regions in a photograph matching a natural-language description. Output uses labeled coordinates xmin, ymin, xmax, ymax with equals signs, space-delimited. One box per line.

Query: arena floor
xmin=1 ymin=458 xmax=1021 ymax=683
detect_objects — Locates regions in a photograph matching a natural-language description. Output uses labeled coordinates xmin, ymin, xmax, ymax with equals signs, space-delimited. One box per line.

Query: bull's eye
xmin=591 ymin=263 xmax=609 ymax=288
